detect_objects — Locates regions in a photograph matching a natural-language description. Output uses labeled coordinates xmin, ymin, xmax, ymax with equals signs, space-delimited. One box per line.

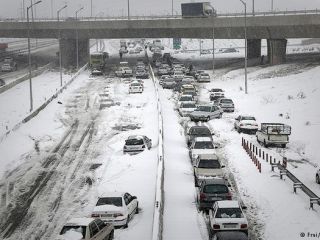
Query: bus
xmin=89 ymin=52 xmax=108 ymax=75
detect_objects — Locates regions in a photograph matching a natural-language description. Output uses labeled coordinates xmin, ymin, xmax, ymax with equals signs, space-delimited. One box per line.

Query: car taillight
xmin=226 ymin=192 xmax=232 ymax=200
xmin=213 ymin=224 xmax=220 ymax=229
xmin=240 ymin=124 xmax=244 ymax=127
xmin=200 ymin=193 xmax=206 ymax=200
xmin=240 ymin=224 xmax=248 ymax=229
xmin=91 ymin=213 xmax=99 ymax=218
xmin=113 ymin=213 xmax=123 ymax=217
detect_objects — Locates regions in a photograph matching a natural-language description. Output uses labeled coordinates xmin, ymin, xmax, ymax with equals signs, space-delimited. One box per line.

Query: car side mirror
xmin=132 ymin=196 xmax=137 ymax=200
xmin=221 ymin=165 xmax=225 ymax=168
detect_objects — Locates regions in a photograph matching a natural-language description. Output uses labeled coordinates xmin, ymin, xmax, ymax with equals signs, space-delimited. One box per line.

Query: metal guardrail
xmin=1 ymin=9 xmax=319 ymax=22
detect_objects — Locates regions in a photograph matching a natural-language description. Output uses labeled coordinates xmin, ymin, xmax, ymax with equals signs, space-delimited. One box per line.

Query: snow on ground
xmin=0 ymin=70 xmax=76 ymax=138
xmin=159 ymin=85 xmax=208 ymax=240
xmin=193 ymin=62 xmax=320 ymax=240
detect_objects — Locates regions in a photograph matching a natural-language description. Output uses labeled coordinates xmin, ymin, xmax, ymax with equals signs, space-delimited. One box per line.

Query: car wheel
xmin=219 ymin=113 xmax=222 ymax=119
xmin=316 ymin=175 xmax=320 ymax=184
xmin=206 ymin=116 xmax=210 ymax=122
xmin=264 ymin=140 xmax=268 ymax=147
xmin=237 ymin=127 xmax=241 ymax=133
xmin=135 ymin=204 xmax=139 ymax=214
xmin=282 ymin=144 xmax=286 ymax=148
xmin=108 ymin=230 xmax=114 ymax=240
xmin=123 ymin=218 xmax=129 ymax=228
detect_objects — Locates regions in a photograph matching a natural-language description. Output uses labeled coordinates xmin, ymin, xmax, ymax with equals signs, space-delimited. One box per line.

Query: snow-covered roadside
xmin=0 ymin=70 xmax=79 ymax=138
xmin=159 ymin=85 xmax=207 ymax=240
xmin=195 ymin=63 xmax=320 ymax=240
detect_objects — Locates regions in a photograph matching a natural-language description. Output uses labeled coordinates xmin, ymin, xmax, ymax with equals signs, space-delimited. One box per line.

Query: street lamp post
xmin=127 ymin=0 xmax=130 ymax=20
xmin=252 ymin=0 xmax=255 ymax=16
xmin=271 ymin=0 xmax=274 ymax=12
xmin=240 ymin=0 xmax=248 ymax=94
xmin=57 ymin=5 xmax=67 ymax=87
xmin=209 ymin=6 xmax=216 ymax=75
xmin=90 ymin=0 xmax=93 ymax=17
xmin=76 ymin=7 xmax=84 ymax=69
xmin=172 ymin=0 xmax=173 ymax=16
xmin=27 ymin=0 xmax=42 ymax=112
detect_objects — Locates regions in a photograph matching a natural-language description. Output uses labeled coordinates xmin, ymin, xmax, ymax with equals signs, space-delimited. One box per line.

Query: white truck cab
xmin=256 ymin=123 xmax=291 ymax=148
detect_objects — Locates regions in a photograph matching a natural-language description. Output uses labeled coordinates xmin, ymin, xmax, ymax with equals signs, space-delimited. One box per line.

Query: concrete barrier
xmin=149 ymin=60 xmax=165 ymax=240
xmin=0 ymin=64 xmax=88 ymax=143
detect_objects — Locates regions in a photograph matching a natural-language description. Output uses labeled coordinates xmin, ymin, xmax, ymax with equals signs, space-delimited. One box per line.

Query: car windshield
xmin=181 ymin=103 xmax=196 ymax=108
xmin=220 ymin=99 xmax=233 ymax=103
xmin=190 ymin=127 xmax=211 ymax=136
xmin=125 ymin=138 xmax=144 ymax=145
xmin=60 ymin=226 xmax=86 ymax=238
xmin=242 ymin=116 xmax=256 ymax=121
xmin=203 ymin=184 xmax=228 ymax=194
xmin=211 ymin=89 xmax=223 ymax=92
xmin=196 ymin=106 xmax=211 ymax=112
xmin=215 ymin=208 xmax=244 ymax=218
xmin=194 ymin=141 xmax=214 ymax=149
xmin=180 ymin=96 xmax=193 ymax=101
xmin=201 ymin=74 xmax=209 ymax=77
xmin=96 ymin=197 xmax=123 ymax=207
xmin=198 ymin=160 xmax=221 ymax=169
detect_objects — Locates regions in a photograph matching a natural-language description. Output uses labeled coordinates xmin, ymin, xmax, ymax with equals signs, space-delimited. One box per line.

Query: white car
xmin=210 ymin=88 xmax=225 ymax=102
xmin=178 ymin=102 xmax=197 ymax=117
xmin=91 ymin=192 xmax=139 ymax=228
xmin=59 ymin=218 xmax=114 ymax=240
xmin=129 ymin=82 xmax=143 ymax=94
xmin=234 ymin=115 xmax=259 ymax=134
xmin=189 ymin=104 xmax=223 ymax=122
xmin=198 ymin=73 xmax=210 ymax=83
xmin=189 ymin=137 xmax=218 ymax=162
xmin=194 ymin=153 xmax=225 ymax=181
xmin=208 ymin=201 xmax=248 ymax=236
xmin=217 ymin=98 xmax=235 ymax=112
xmin=159 ymin=75 xmax=170 ymax=85
xmin=177 ymin=94 xmax=196 ymax=107
xmin=123 ymin=135 xmax=152 ymax=153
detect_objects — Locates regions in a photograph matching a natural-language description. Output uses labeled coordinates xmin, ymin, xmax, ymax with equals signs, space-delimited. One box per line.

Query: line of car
xmin=156 ymin=58 xmax=250 ymax=240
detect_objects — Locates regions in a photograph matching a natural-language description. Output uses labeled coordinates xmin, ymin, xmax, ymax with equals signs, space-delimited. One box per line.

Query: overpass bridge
xmin=1 ymin=12 xmax=320 ymax=67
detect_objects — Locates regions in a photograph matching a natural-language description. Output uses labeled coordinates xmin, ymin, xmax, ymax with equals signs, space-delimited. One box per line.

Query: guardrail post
xmin=262 ymin=151 xmax=265 ymax=160
xmin=249 ymin=142 xmax=252 ymax=151
xmin=259 ymin=149 xmax=261 ymax=158
xmin=266 ymin=153 xmax=269 ymax=163
xmin=280 ymin=169 xmax=287 ymax=180
xmin=293 ymin=182 xmax=302 ymax=194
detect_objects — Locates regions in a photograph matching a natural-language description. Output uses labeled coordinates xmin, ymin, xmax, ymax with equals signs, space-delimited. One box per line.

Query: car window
xmin=196 ymin=106 xmax=211 ymax=112
xmin=60 ymin=226 xmax=86 ymax=238
xmin=220 ymin=99 xmax=233 ymax=103
xmin=181 ymin=103 xmax=196 ymax=108
xmin=242 ymin=116 xmax=256 ymax=121
xmin=89 ymin=222 xmax=100 ymax=238
xmin=96 ymin=197 xmax=123 ymax=207
xmin=203 ymin=184 xmax=228 ymax=194
xmin=124 ymin=194 xmax=130 ymax=205
xmin=215 ymin=207 xmax=244 ymax=218
xmin=95 ymin=219 xmax=106 ymax=230
xmin=190 ymin=127 xmax=211 ymax=136
xmin=125 ymin=138 xmax=144 ymax=146
xmin=194 ymin=141 xmax=214 ymax=149
xmin=198 ymin=160 xmax=221 ymax=169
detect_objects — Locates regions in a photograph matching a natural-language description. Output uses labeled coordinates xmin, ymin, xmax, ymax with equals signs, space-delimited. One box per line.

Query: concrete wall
xmin=1 ymin=14 xmax=320 ymax=39
xmin=267 ymin=39 xmax=287 ymax=65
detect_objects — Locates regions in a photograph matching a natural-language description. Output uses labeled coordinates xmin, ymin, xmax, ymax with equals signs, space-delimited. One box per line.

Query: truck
xmin=181 ymin=2 xmax=214 ymax=17
xmin=1 ymin=57 xmax=17 ymax=72
xmin=89 ymin=52 xmax=108 ymax=75
xmin=256 ymin=123 xmax=291 ymax=148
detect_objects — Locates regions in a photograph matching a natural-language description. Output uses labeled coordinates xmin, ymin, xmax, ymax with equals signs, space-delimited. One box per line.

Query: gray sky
xmin=1 ymin=0 xmax=320 ymax=19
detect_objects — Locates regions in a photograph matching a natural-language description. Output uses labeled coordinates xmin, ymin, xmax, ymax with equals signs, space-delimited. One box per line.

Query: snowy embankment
xmin=197 ymin=63 xmax=320 ymax=240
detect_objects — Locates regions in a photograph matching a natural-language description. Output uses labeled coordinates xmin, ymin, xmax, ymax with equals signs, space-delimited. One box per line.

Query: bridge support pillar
xmin=59 ymin=38 xmax=89 ymax=68
xmin=267 ymin=39 xmax=287 ymax=65
xmin=247 ymin=39 xmax=261 ymax=59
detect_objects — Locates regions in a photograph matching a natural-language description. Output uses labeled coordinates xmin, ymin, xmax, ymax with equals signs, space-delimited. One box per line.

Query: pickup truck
xmin=256 ymin=123 xmax=291 ymax=148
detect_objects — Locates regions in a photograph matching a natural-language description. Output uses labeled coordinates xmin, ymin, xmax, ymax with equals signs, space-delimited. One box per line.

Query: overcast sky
xmin=1 ymin=0 xmax=319 ymax=19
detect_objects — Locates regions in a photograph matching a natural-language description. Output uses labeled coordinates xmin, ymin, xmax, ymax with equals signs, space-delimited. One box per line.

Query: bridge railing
xmin=1 ymin=9 xmax=320 ymax=22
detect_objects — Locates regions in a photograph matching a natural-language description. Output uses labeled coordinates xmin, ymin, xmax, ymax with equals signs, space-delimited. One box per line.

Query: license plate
xmin=210 ymin=197 xmax=222 ymax=201
xmin=223 ymin=224 xmax=237 ymax=228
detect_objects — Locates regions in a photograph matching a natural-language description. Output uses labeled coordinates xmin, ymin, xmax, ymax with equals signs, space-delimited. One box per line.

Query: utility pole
xmin=57 ymin=4 xmax=67 ymax=87
xmin=240 ymin=0 xmax=248 ymax=94
xmin=27 ymin=0 xmax=42 ymax=112
xmin=76 ymin=7 xmax=84 ymax=69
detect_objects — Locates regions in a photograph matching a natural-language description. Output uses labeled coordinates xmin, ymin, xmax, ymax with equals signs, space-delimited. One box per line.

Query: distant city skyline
xmin=0 ymin=0 xmax=319 ymax=19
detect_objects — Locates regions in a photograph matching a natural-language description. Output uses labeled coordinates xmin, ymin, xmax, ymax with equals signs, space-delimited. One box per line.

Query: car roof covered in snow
xmin=99 ymin=191 xmax=125 ymax=198
xmin=216 ymin=200 xmax=240 ymax=208
xmin=194 ymin=137 xmax=213 ymax=142
xmin=64 ymin=217 xmax=94 ymax=227
xmin=127 ymin=135 xmax=145 ymax=140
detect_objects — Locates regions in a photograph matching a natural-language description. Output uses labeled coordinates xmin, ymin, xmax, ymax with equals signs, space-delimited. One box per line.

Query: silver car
xmin=123 ymin=135 xmax=152 ymax=154
xmin=189 ymin=105 xmax=223 ymax=122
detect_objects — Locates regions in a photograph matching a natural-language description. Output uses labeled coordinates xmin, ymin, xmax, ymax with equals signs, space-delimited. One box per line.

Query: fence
xmin=241 ymin=137 xmax=320 ymax=209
